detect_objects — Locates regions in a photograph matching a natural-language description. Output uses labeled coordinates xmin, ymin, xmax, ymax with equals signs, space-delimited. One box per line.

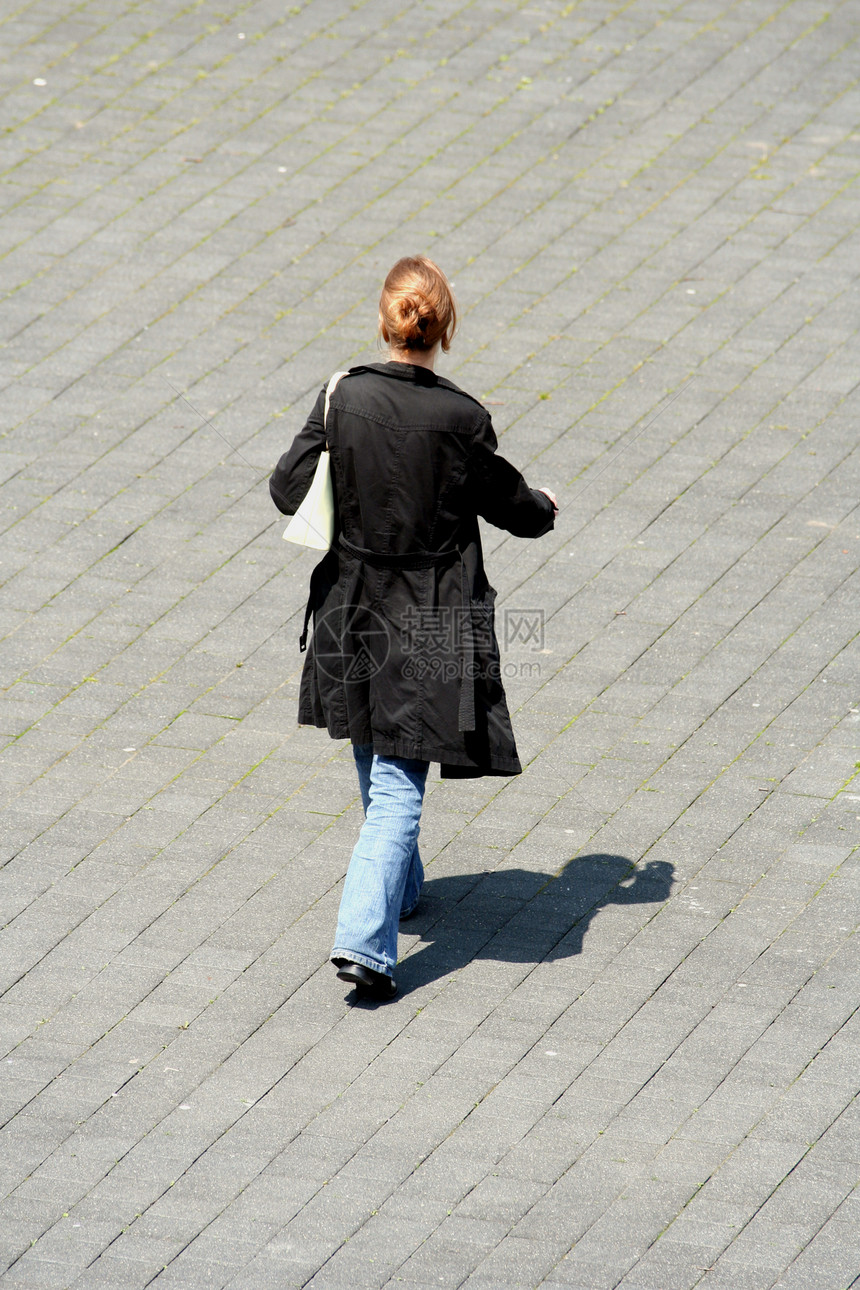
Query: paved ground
xmin=1 ymin=0 xmax=859 ymax=1287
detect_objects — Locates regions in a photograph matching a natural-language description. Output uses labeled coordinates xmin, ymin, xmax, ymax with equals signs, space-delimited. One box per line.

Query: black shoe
xmin=335 ymin=960 xmax=397 ymax=998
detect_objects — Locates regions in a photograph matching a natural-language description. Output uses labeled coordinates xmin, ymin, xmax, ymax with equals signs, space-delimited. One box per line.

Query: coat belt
xmin=336 ymin=535 xmax=459 ymax=570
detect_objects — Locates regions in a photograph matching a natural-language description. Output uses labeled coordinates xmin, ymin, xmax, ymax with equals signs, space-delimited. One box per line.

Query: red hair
xmin=378 ymin=256 xmax=457 ymax=353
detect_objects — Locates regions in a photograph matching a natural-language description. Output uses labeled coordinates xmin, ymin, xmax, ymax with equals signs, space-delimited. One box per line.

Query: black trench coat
xmin=270 ymin=362 xmax=554 ymax=778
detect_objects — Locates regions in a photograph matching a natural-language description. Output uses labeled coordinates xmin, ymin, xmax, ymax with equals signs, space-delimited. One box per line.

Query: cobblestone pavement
xmin=2 ymin=0 xmax=859 ymax=1287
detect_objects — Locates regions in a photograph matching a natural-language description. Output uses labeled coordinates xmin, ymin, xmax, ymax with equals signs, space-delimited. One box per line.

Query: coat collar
xmin=353 ymin=363 xmax=483 ymax=406
xmin=359 ymin=361 xmax=440 ymax=387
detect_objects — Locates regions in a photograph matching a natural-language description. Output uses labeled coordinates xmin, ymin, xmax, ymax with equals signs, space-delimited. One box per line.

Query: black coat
xmin=270 ymin=362 xmax=554 ymax=777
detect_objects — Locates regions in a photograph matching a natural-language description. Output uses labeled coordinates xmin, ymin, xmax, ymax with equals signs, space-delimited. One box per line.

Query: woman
xmin=270 ymin=256 xmax=557 ymax=999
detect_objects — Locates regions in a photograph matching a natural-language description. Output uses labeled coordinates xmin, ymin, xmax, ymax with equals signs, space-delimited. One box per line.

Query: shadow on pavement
xmin=395 ymin=854 xmax=675 ymax=994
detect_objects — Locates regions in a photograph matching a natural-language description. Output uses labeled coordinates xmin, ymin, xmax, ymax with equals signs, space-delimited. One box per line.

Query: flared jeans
xmin=331 ymin=744 xmax=428 ymax=979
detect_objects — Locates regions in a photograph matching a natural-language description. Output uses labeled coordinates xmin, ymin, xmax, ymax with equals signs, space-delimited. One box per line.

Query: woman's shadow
xmin=393 ymin=854 xmax=675 ymax=995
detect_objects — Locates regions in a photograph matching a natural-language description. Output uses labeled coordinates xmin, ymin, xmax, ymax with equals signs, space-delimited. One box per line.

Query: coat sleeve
xmin=269 ymin=388 xmax=326 ymax=516
xmin=467 ymin=413 xmax=555 ymax=538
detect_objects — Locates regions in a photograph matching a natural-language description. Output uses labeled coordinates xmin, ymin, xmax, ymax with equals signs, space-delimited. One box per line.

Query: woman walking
xmin=270 ymin=256 xmax=557 ymax=999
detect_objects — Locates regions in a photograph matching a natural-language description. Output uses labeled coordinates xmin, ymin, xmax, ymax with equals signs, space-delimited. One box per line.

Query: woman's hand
xmin=538 ymin=487 xmax=558 ymax=514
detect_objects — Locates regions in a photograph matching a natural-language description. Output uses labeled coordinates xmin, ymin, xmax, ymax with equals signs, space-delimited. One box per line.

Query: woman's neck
xmin=388 ymin=346 xmax=437 ymax=372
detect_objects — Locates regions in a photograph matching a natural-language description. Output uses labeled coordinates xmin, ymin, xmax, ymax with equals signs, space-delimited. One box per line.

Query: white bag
xmin=283 ymin=370 xmax=349 ymax=551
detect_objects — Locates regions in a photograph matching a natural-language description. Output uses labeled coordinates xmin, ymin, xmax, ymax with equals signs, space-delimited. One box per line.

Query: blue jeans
xmin=331 ymin=744 xmax=428 ymax=978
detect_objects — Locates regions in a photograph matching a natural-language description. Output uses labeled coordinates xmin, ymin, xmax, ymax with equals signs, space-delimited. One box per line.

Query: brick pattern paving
xmin=1 ymin=1 xmax=859 ymax=1287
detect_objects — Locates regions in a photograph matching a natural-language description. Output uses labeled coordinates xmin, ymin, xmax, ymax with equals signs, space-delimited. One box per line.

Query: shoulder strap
xmin=324 ymin=370 xmax=351 ymax=434
xmin=434 ymin=373 xmax=488 ymax=412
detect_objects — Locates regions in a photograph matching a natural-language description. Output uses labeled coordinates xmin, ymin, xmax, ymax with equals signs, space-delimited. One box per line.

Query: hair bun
xmin=399 ymin=295 xmax=438 ymax=337
xmin=395 ymin=293 xmax=436 ymax=344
